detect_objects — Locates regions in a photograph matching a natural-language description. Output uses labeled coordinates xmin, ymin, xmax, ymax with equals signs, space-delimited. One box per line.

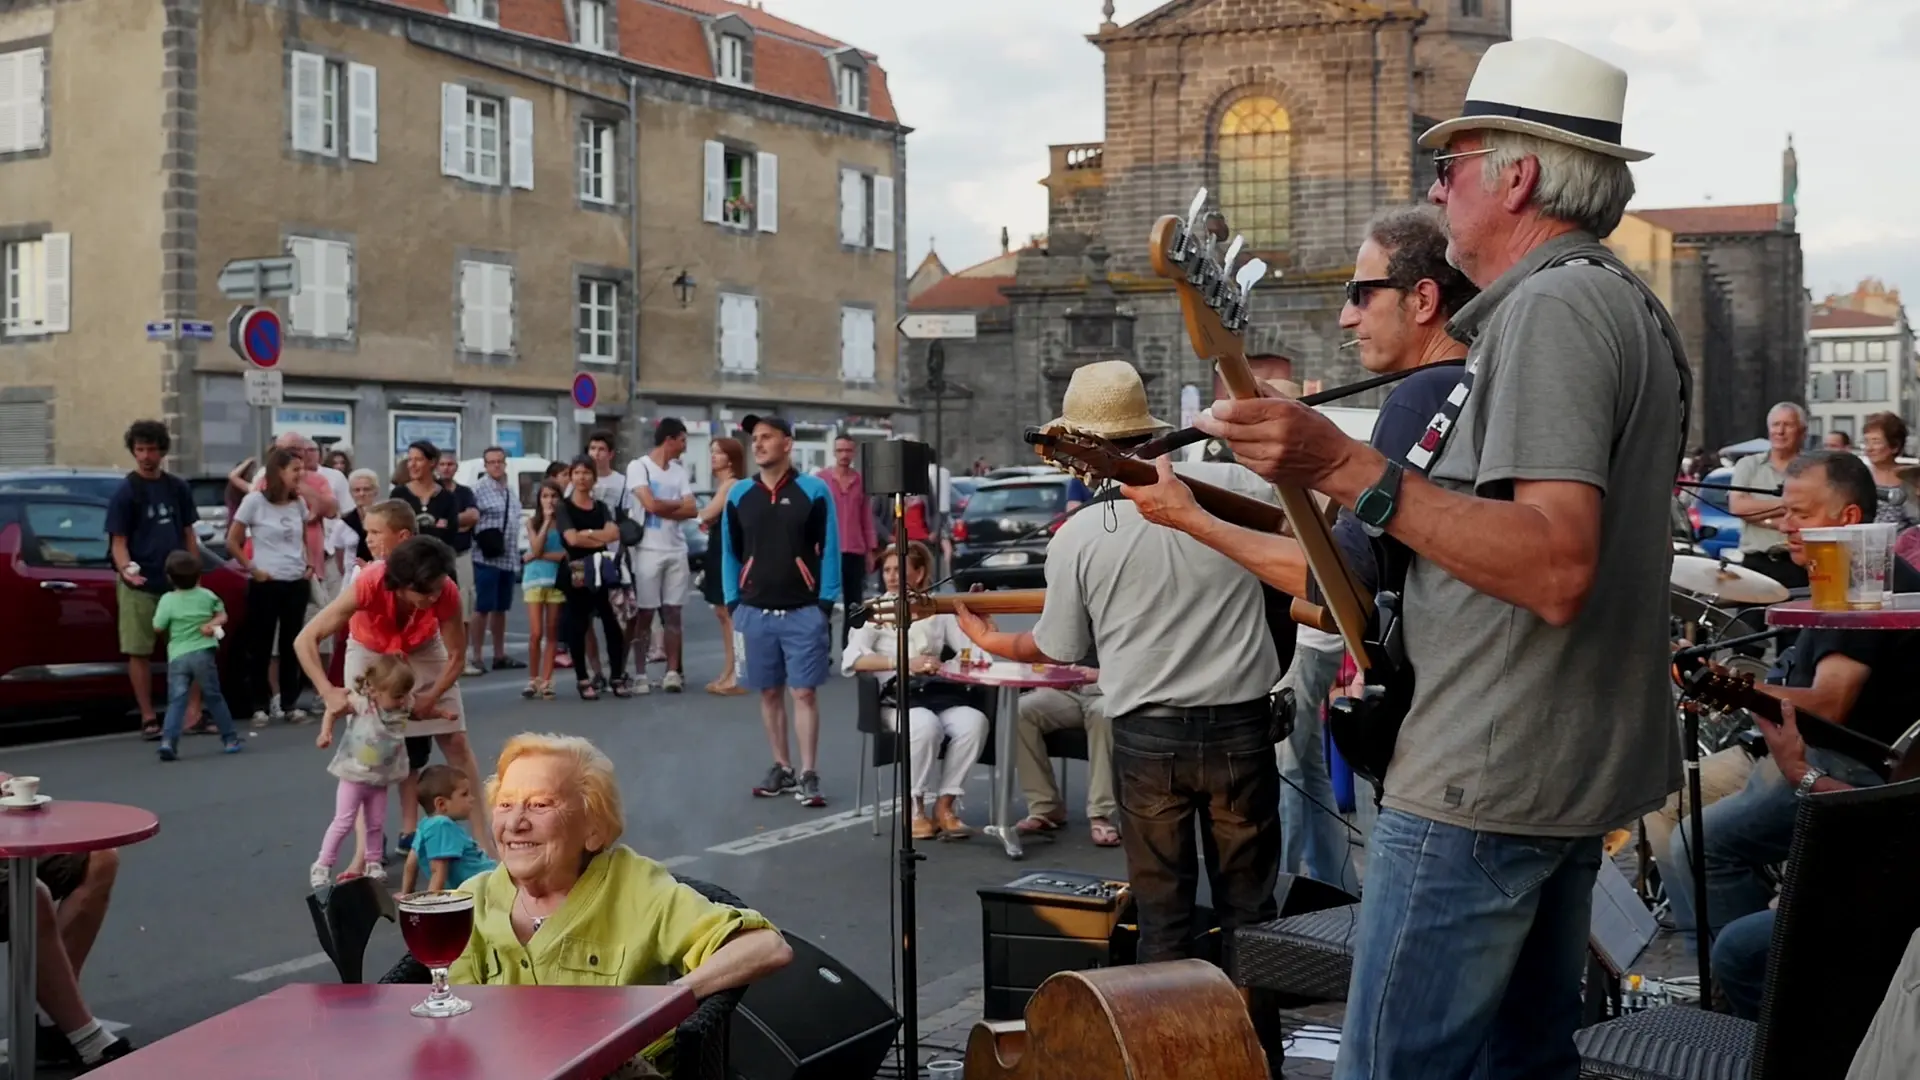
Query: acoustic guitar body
xmin=964 ymin=960 xmax=1270 ymax=1080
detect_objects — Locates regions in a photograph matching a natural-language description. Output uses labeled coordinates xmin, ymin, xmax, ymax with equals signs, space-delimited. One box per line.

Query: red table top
xmin=1766 ymin=594 xmax=1920 ymax=630
xmin=0 ymin=800 xmax=158 ymax=858
xmin=86 ymin=983 xmax=696 ymax=1080
xmin=934 ymin=660 xmax=1095 ymax=690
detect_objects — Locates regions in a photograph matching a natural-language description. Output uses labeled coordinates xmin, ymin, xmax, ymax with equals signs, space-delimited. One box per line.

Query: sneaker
xmin=222 ymin=737 xmax=244 ymax=754
xmin=464 ymin=661 xmax=485 ymax=677
xmin=157 ymin=741 xmax=178 ymax=762
xmin=752 ymin=764 xmax=798 ymax=798
xmin=284 ymin=708 xmax=309 ymax=724
xmin=631 ymin=677 xmax=652 ymax=695
xmin=76 ymin=1035 xmax=135 ymax=1072
xmin=309 ymin=862 xmax=332 ymax=889
xmin=795 ymin=770 xmax=826 ymax=808
xmin=250 ymin=710 xmax=270 ymax=730
xmin=662 ymin=671 xmax=684 ymax=693
xmin=364 ymin=861 xmax=387 ymax=882
xmin=37 ymin=1021 xmax=78 ymax=1066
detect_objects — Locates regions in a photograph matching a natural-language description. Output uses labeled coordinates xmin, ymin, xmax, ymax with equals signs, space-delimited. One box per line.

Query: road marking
xmin=706 ymin=800 xmax=898 ymax=856
xmin=658 ymin=854 xmax=701 ymax=868
xmin=234 ymin=951 xmax=334 ymax=983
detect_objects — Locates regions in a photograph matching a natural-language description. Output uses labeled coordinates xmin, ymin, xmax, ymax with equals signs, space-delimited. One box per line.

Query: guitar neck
xmin=1681 ymin=662 xmax=1895 ymax=780
xmin=930 ymin=590 xmax=1047 ymax=617
xmin=1079 ymin=455 xmax=1287 ymax=534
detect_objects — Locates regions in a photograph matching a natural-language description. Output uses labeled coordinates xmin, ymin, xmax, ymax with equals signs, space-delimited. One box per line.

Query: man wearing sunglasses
xmin=1125 ymin=38 xmax=1690 ymax=1080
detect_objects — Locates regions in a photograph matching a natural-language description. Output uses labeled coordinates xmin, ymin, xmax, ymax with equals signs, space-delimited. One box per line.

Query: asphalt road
xmin=0 ymin=609 xmax=1124 ymax=1059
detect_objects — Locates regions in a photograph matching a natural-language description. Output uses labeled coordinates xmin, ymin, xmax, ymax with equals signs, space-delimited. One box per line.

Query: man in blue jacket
xmin=722 ymin=414 xmax=841 ymax=807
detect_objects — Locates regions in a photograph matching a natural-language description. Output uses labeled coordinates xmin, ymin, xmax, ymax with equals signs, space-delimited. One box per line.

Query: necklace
xmin=516 ymin=889 xmax=556 ymax=932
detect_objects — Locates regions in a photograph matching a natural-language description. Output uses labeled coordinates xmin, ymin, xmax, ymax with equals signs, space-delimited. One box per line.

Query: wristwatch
xmin=1794 ymin=766 xmax=1826 ymax=798
xmin=1354 ymin=460 xmax=1405 ymax=538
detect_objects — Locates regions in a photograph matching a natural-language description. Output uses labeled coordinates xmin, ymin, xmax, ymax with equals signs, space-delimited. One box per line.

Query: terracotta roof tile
xmin=623 ymin=0 xmax=714 ymax=78
xmin=651 ymin=0 xmax=843 ymax=48
xmin=910 ymin=275 xmax=1014 ymax=311
xmin=1812 ymin=307 xmax=1898 ymax=331
xmin=1632 ymin=204 xmax=1783 ymax=236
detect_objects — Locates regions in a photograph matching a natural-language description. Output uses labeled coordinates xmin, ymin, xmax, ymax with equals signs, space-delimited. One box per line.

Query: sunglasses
xmin=1344 ymin=278 xmax=1400 ymax=307
xmin=1433 ymin=146 xmax=1497 ymax=187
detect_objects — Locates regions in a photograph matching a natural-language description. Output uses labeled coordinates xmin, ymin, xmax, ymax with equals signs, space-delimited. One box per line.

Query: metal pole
xmin=8 ymin=855 xmax=40 ymax=1080
xmin=1682 ymin=701 xmax=1714 ymax=1007
xmin=890 ymin=494 xmax=923 ymax=1076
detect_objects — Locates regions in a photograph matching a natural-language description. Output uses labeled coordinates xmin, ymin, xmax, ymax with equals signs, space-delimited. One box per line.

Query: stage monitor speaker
xmin=728 ymin=932 xmax=900 ymax=1080
xmin=1273 ymin=873 xmax=1361 ymax=918
xmin=861 ymin=439 xmax=934 ymax=497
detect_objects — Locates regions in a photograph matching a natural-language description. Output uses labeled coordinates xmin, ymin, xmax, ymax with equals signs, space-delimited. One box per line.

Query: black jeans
xmin=245 ymin=578 xmax=310 ymax=713
xmin=839 ymin=553 xmax=867 ymax=649
xmin=1111 ymin=705 xmax=1282 ymax=964
xmin=562 ymin=585 xmax=625 ymax=685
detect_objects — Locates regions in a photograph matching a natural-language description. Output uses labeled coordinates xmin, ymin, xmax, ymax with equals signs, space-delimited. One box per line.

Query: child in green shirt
xmin=151 ymin=550 xmax=243 ymax=760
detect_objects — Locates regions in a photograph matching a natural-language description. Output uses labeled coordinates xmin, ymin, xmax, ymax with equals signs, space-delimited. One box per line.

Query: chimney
xmin=1780 ymin=133 xmax=1798 ymax=232
xmin=1000 ymin=226 xmax=1010 ymax=255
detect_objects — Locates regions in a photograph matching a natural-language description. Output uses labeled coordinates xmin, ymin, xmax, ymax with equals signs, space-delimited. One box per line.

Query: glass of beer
xmin=397 ymin=891 xmax=476 ymax=1017
xmin=1801 ymin=528 xmax=1850 ymax=611
xmin=1841 ymin=523 xmax=1896 ymax=610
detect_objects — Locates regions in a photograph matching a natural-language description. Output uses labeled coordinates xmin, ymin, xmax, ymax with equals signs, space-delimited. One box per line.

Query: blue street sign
xmin=571 ymin=373 xmax=598 ymax=410
xmin=180 ymin=320 xmax=216 ymax=341
xmin=145 ymin=321 xmax=176 ymax=341
xmin=227 ymin=305 xmax=283 ymax=369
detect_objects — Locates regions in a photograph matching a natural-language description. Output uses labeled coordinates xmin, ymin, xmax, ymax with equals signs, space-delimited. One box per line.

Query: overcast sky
xmin=762 ymin=0 xmax=1920 ymax=301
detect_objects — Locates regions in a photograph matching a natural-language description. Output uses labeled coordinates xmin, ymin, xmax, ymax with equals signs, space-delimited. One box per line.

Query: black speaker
xmin=978 ymin=871 xmax=1132 ymax=1021
xmin=860 ymin=439 xmax=934 ymax=497
xmin=728 ymin=932 xmax=900 ymax=1080
xmin=1273 ymin=873 xmax=1360 ymax=917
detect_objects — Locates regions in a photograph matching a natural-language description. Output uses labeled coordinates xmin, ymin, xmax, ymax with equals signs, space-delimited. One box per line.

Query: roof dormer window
xmin=449 ymin=0 xmax=497 ymax=25
xmin=577 ymin=0 xmax=608 ymax=51
xmin=830 ymin=47 xmax=869 ymax=114
xmin=709 ymin=14 xmax=755 ymax=88
xmin=719 ymin=34 xmax=747 ymax=85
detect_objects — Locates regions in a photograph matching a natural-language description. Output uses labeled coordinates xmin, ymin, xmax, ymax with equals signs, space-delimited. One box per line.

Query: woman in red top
xmin=294 ymin=536 xmax=491 ymax=853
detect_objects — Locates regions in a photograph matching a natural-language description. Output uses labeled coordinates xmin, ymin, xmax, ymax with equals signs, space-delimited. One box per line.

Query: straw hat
xmin=1050 ymin=361 xmax=1171 ymax=439
xmin=1419 ymin=38 xmax=1652 ymax=162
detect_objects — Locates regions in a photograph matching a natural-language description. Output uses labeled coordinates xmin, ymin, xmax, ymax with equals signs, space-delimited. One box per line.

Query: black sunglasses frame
xmin=1344 ymin=278 xmax=1400 ymax=307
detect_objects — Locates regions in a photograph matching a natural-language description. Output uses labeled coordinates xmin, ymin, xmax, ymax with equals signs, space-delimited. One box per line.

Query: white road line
xmin=706 ymin=800 xmax=898 ymax=856
xmin=234 ymin=951 xmax=335 ymax=983
xmin=658 ymin=854 xmax=702 ymax=868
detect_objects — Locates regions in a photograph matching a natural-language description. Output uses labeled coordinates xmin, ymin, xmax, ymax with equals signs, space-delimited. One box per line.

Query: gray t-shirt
xmin=1730 ymin=452 xmax=1790 ymax=553
xmin=1032 ymin=462 xmax=1282 ymax=718
xmin=1389 ymin=233 xmax=1684 ymax=838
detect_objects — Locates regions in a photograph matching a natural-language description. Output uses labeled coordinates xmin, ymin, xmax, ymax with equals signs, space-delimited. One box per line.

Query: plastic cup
xmin=1801 ymin=527 xmax=1850 ymax=611
xmin=1838 ymin=523 xmax=1894 ymax=610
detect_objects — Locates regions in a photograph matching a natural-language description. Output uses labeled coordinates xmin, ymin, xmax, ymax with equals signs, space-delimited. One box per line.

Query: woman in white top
xmin=842 ymin=541 xmax=989 ymax=840
xmin=228 ymin=446 xmax=316 ymax=725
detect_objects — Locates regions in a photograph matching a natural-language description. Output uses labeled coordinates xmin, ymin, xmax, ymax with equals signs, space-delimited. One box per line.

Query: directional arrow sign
xmin=897 ymin=313 xmax=977 ymax=340
xmin=217 ymin=256 xmax=301 ymax=300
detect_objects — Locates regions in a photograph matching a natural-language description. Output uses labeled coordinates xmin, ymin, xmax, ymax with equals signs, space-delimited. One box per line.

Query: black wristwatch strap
xmin=1356 ymin=460 xmax=1405 ymax=537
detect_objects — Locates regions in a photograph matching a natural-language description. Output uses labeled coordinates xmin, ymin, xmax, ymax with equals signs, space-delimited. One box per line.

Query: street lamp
xmin=672 ymin=270 xmax=697 ymax=307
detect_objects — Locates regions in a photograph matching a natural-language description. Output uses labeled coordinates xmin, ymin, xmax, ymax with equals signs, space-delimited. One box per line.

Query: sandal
xmin=1015 ymin=814 xmax=1065 ymax=835
xmin=578 ymin=682 xmax=600 ymax=701
xmin=611 ymin=679 xmax=633 ymax=699
xmin=1089 ymin=817 xmax=1122 ymax=847
xmin=141 ymin=719 xmax=162 ymax=741
xmin=521 ymin=680 xmax=538 ymax=700
xmin=540 ymin=681 xmax=556 ymax=701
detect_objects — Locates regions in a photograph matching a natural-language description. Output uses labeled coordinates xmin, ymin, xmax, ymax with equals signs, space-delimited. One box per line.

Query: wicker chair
xmin=1576 ymin=775 xmax=1920 ymax=1079
xmin=377 ymin=874 xmax=748 ymax=1080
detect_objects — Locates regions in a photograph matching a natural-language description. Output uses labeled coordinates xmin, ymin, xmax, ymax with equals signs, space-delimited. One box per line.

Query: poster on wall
xmin=393 ymin=413 xmax=461 ymax=460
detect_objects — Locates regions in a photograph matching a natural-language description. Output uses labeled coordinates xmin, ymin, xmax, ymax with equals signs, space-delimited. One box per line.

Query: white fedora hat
xmin=1419 ymin=38 xmax=1651 ymax=162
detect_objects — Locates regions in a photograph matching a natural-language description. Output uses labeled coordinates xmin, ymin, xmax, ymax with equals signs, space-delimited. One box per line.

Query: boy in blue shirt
xmin=401 ymin=765 xmax=496 ymax=892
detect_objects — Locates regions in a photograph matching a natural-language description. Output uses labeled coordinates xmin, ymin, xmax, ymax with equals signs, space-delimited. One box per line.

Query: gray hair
xmin=1767 ymin=401 xmax=1808 ymax=428
xmin=347 ymin=467 xmax=382 ymax=488
xmin=1480 ymin=130 xmax=1636 ymax=239
xmin=1362 ymin=205 xmax=1480 ymax=317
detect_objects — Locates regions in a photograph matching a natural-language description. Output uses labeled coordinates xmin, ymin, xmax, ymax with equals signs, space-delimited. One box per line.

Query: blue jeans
xmin=1336 ymin=809 xmax=1602 ymax=1080
xmin=1665 ymin=749 xmax=1882 ymax=946
xmin=1277 ymin=642 xmax=1358 ymax=894
xmin=1711 ymin=908 xmax=1774 ymax=1020
xmin=162 ymin=649 xmax=238 ymax=744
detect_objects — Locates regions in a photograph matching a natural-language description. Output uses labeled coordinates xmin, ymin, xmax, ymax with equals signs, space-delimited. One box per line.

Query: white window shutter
xmin=287 ymin=238 xmax=318 ymax=334
xmin=17 ymin=48 xmax=45 ymax=152
xmin=41 ymin=232 xmax=69 ymax=334
xmin=745 ymin=297 xmax=760 ymax=372
xmin=323 ymin=241 xmax=353 ymax=337
xmin=490 ymin=265 xmax=515 ymax=354
xmin=839 ymin=169 xmax=864 ymax=246
xmin=0 ymin=53 xmax=18 ymax=153
xmin=873 ymin=175 xmax=895 ymax=252
xmin=290 ymin=52 xmax=325 ymax=153
xmin=509 ymin=96 xmax=534 ymax=189
xmin=347 ymin=63 xmax=378 ymax=162
xmin=757 ymin=151 xmax=779 ymax=234
xmin=860 ymin=308 xmax=875 ymax=379
xmin=840 ymin=307 xmax=857 ymax=380
xmin=459 ymin=262 xmax=485 ymax=350
xmin=702 ymin=140 xmax=724 ymax=224
xmin=718 ymin=296 xmax=736 ymax=370
xmin=440 ymin=83 xmax=467 ymax=177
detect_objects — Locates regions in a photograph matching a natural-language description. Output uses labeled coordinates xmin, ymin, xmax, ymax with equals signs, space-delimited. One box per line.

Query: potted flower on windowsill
xmin=724 ymin=196 xmax=756 ymax=218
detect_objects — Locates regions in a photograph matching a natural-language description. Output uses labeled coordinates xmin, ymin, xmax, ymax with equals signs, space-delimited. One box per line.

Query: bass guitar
xmin=1671 ymin=656 xmax=1919 ymax=783
xmin=860 ymin=588 xmax=1047 ymax=625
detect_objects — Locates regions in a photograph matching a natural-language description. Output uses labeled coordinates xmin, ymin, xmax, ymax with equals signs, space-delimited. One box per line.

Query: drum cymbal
xmin=1671 ymin=555 xmax=1789 ymax=605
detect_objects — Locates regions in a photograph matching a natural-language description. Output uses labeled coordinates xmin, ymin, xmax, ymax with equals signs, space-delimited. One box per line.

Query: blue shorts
xmin=473 ymin=563 xmax=516 ymax=614
xmin=737 ymin=604 xmax=831 ymax=691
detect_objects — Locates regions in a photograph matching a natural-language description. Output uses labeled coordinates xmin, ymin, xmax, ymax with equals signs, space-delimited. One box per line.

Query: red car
xmin=0 ymin=489 xmax=251 ymax=723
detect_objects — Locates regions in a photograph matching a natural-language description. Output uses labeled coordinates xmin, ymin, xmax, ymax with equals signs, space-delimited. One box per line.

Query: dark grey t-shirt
xmin=1388 ymin=233 xmax=1685 ymax=838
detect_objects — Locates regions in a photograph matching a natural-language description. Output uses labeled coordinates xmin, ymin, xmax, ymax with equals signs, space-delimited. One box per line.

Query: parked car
xmin=1 ymin=467 xmax=243 ymax=558
xmin=949 ymin=476 xmax=981 ymax=516
xmin=1682 ymin=466 xmax=1743 ymax=559
xmin=0 ymin=490 xmax=251 ymax=723
xmin=950 ymin=476 xmax=1076 ymax=591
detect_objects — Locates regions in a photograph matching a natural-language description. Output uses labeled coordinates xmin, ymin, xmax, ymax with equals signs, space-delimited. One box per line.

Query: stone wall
xmin=1684 ymin=232 xmax=1807 ymax=448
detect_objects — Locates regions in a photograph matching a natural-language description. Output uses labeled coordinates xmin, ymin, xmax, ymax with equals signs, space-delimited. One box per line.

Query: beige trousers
xmin=1016 ymin=688 xmax=1116 ymax=820
xmin=1641 ymin=746 xmax=1755 ymax=865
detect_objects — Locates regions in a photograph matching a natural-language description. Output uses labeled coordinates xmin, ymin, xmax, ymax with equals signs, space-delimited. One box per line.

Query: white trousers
xmin=882 ymin=704 xmax=989 ymax=800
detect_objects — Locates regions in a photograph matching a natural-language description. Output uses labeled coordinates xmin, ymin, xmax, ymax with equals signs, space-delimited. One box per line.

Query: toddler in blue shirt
xmin=401 ymin=764 xmax=497 ymax=893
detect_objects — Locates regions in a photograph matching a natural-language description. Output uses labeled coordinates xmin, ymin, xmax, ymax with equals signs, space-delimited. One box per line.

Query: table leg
xmin=981 ymin=686 xmax=1025 ymax=860
xmin=7 ymin=855 xmax=38 ymax=1080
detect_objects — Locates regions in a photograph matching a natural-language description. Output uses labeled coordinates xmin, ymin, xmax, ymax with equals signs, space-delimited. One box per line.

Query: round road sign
xmin=229 ymin=306 xmax=283 ymax=369
xmin=571 ymin=373 xmax=598 ymax=411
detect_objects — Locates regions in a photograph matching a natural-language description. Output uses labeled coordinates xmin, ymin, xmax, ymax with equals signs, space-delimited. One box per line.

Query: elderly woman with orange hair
xmin=443 ymin=733 xmax=791 ymax=1076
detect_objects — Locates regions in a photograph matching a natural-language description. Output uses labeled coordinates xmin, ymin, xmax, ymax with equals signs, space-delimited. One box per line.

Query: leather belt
xmin=1119 ymin=699 xmax=1271 ymax=723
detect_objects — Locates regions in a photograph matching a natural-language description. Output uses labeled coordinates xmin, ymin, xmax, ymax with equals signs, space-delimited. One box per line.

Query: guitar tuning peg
xmin=1184 ymin=189 xmax=1208 ymax=235
xmin=1221 ymin=235 xmax=1245 ymax=276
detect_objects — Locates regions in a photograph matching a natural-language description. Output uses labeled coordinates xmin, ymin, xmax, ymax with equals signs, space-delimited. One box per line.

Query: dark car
xmin=0 ymin=466 xmax=235 ymax=556
xmin=951 ymin=476 xmax=1075 ymax=590
xmin=0 ymin=487 xmax=251 ymax=724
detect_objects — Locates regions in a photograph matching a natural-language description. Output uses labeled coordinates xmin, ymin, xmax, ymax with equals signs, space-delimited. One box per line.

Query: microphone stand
xmin=889 ymin=493 xmax=924 ymax=1075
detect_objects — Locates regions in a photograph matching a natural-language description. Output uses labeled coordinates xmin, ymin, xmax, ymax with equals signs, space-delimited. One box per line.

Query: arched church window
xmin=1217 ymin=96 xmax=1292 ymax=253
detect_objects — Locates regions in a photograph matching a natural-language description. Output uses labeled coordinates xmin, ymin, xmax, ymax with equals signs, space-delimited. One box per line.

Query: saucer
xmin=1 ymin=794 xmax=51 ymax=811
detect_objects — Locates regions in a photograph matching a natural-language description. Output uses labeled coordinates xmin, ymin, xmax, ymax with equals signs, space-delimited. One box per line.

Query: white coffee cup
xmin=2 ymin=776 xmax=41 ymax=803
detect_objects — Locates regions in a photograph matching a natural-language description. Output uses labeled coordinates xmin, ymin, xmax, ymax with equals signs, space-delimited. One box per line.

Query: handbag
xmin=615 ymin=478 xmax=645 ymax=548
xmin=568 ymin=550 xmax=628 ymax=591
xmin=475 ymin=527 xmax=506 ymax=559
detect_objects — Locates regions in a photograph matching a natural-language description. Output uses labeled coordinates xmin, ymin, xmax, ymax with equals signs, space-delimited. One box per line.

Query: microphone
xmin=1672 ymin=626 xmax=1795 ymax=662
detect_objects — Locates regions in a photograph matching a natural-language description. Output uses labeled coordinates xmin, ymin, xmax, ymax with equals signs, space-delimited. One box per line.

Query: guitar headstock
xmin=1679 ymin=661 xmax=1761 ymax=713
xmin=1025 ymin=425 xmax=1133 ymax=487
xmin=1147 ymin=189 xmax=1270 ymax=365
xmin=859 ymin=590 xmax=936 ymax=628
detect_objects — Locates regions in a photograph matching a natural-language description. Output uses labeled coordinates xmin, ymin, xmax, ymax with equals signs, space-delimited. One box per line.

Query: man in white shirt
xmin=626 ymin=418 xmax=697 ymax=692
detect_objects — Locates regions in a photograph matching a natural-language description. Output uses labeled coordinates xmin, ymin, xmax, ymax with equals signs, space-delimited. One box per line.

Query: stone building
xmin=909 ymin=0 xmax=1509 ymax=471
xmin=0 ymin=0 xmax=908 ymax=481
xmin=1806 ymin=302 xmax=1914 ymax=449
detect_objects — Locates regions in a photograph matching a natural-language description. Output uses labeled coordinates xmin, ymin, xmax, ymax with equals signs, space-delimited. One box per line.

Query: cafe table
xmin=84 ymin=983 xmax=696 ymax=1080
xmin=1 ymin=800 xmax=158 ymax=1080
xmin=1766 ymin=593 xmax=1920 ymax=631
xmin=932 ymin=660 xmax=1095 ymax=860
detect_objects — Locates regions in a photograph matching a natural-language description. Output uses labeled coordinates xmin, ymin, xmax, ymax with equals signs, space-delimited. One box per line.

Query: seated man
xmin=1015 ymin=679 xmax=1119 ymax=846
xmin=0 ymin=773 xmax=132 ymax=1069
xmin=1667 ymin=451 xmax=1920 ymax=1003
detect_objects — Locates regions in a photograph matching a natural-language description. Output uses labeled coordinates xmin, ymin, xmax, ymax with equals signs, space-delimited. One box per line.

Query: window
xmin=838 ymin=169 xmax=893 ymax=250
xmin=0 ymin=48 xmax=48 ymax=155
xmin=1814 ymin=371 xmax=1835 ymax=402
xmin=392 ymin=411 xmax=461 ymax=462
xmin=286 ymin=236 xmax=354 ymax=340
xmin=577 ymin=0 xmax=608 ymax=50
xmin=0 ymin=400 xmax=51 ymax=466
xmin=2 ymin=235 xmax=69 ymax=336
xmin=703 ymin=142 xmax=777 ymax=233
xmin=1833 ymin=415 xmax=1856 ymax=441
xmin=837 ymin=65 xmax=864 ymax=112
xmin=841 ymin=306 xmax=876 ymax=382
xmin=718 ymin=293 xmax=759 ymax=373
xmin=1820 ymin=341 xmax=1834 ymax=364
xmin=441 ymin=86 xmax=532 ymax=188
xmin=449 ymin=0 xmax=498 ymax=24
xmin=723 ymin=149 xmax=752 ymax=227
xmin=1865 ymin=369 xmax=1889 ymax=402
xmin=577 ymin=277 xmax=618 ymax=363
xmin=21 ymin=502 xmax=110 ymax=568
xmin=465 ymin=95 xmax=501 ymax=183
xmin=458 ymin=260 xmax=515 ymax=356
xmin=291 ymin=54 xmax=378 ymax=162
xmin=1867 ymin=340 xmax=1886 ymax=361
xmin=1807 ymin=416 xmax=1824 ymax=440
xmin=493 ymin=417 xmax=555 ymax=460
xmin=320 ymin=60 xmax=341 ymax=154
xmin=719 ymin=34 xmax=747 ymax=85
xmin=1458 ymin=0 xmax=1484 ymax=15
xmin=1218 ymin=96 xmax=1293 ymax=252
xmin=966 ymin=483 xmax=1065 ymax=516
xmin=578 ymin=118 xmax=616 ymax=203
xmin=1835 ymin=370 xmax=1854 ymax=401
xmin=1836 ymin=341 xmax=1854 ymax=361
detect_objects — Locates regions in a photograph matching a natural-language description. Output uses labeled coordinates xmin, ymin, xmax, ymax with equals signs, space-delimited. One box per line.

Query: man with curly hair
xmin=107 ymin=419 xmax=205 ymax=738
